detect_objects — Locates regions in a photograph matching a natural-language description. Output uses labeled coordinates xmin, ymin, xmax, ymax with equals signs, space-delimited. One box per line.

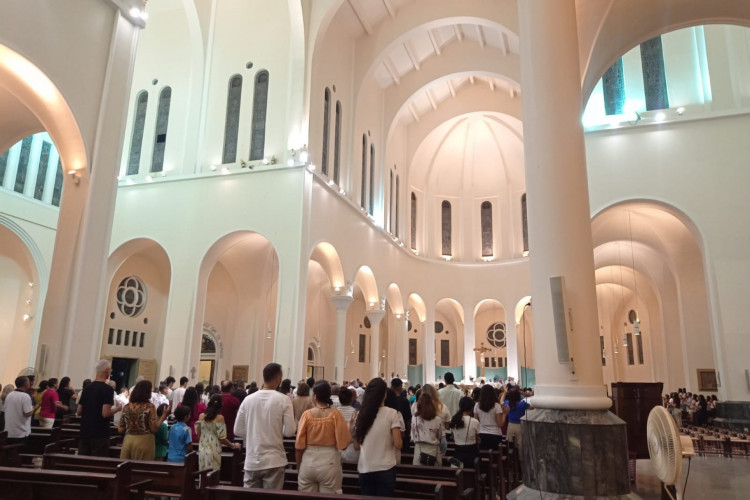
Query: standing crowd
xmin=664 ymin=388 xmax=719 ymax=428
xmin=0 ymin=362 xmax=533 ymax=497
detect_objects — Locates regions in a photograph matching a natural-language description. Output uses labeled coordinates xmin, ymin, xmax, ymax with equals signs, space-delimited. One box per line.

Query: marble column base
xmin=510 ymin=409 xmax=636 ymax=498
xmin=509 ymin=483 xmax=642 ymax=500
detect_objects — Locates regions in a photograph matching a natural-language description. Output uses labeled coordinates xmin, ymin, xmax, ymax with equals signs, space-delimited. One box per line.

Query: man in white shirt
xmin=171 ymin=376 xmax=188 ymax=409
xmin=151 ymin=382 xmax=170 ymax=409
xmin=4 ymin=376 xmax=36 ymax=444
xmin=437 ymin=372 xmax=462 ymax=418
xmin=234 ymin=363 xmax=296 ymax=490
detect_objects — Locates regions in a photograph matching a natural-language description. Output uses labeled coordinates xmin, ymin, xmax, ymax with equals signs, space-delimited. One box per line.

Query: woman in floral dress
xmin=195 ymin=394 xmax=240 ymax=471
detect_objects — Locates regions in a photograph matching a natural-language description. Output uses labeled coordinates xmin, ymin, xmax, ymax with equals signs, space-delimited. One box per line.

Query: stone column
xmin=367 ymin=307 xmax=385 ymax=380
xmin=511 ymin=1 xmax=633 ymax=498
xmin=422 ymin=308 xmax=435 ymax=384
xmin=462 ymin=303 xmax=477 ymax=383
xmin=331 ymin=294 xmax=353 ymax=383
xmin=402 ymin=311 xmax=411 ymax=378
xmin=36 ymin=12 xmax=141 ymax=383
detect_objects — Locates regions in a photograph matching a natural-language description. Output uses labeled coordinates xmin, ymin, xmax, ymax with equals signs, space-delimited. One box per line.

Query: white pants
xmin=39 ymin=417 xmax=55 ymax=429
xmin=298 ymin=445 xmax=343 ymax=493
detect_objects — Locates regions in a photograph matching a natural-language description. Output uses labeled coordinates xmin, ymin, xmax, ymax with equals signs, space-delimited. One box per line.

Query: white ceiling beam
xmin=382 ymin=0 xmax=396 ymax=18
xmin=476 ymin=25 xmax=486 ymax=48
xmin=427 ymin=29 xmax=442 ymax=55
xmin=348 ymin=0 xmax=373 ymax=35
xmin=425 ymin=88 xmax=437 ymax=110
xmin=403 ymin=41 xmax=420 ymax=71
xmin=383 ymin=57 xmax=400 ymax=85
xmin=453 ymin=24 xmax=463 ymax=42
xmin=500 ymin=32 xmax=508 ymax=56
xmin=408 ymin=102 xmax=420 ymax=122
xmin=447 ymin=80 xmax=456 ymax=97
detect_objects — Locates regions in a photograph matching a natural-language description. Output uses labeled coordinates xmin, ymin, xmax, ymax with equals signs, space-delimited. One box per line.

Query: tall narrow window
xmin=481 ymin=201 xmax=493 ymax=257
xmin=359 ymin=334 xmax=367 ymax=363
xmin=127 ymin=91 xmax=148 ymax=175
xmin=640 ymin=36 xmax=669 ymax=110
xmin=14 ymin=136 xmax=33 ymax=193
xmin=151 ymin=87 xmax=171 ymax=173
xmin=389 ymin=170 xmax=394 ymax=232
xmin=440 ymin=340 xmax=450 ymax=366
xmin=410 ymin=192 xmax=417 ymax=250
xmin=602 ymin=58 xmax=626 ymax=115
xmin=409 ymin=338 xmax=417 ymax=365
xmin=34 ymin=141 xmax=52 ymax=200
xmin=368 ymin=144 xmax=375 ymax=215
xmin=395 ymin=175 xmax=400 ymax=238
xmin=0 ymin=150 xmax=8 ymax=186
xmin=222 ymin=75 xmax=242 ymax=164
xmin=250 ymin=70 xmax=269 ymax=161
xmin=626 ymin=333 xmax=635 ymax=365
xmin=333 ymin=101 xmax=342 ymax=183
xmin=321 ymin=88 xmax=330 ymax=175
xmin=51 ymin=159 xmax=63 ymax=206
xmin=441 ymin=200 xmax=452 ymax=256
xmin=360 ymin=135 xmax=367 ymax=210
xmin=521 ymin=193 xmax=529 ymax=252
xmin=636 ymin=334 xmax=644 ymax=365
xmin=600 ymin=336 xmax=606 ymax=366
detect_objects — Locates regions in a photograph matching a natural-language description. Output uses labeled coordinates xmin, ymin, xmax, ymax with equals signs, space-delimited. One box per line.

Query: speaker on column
xmin=549 ymin=276 xmax=571 ymax=364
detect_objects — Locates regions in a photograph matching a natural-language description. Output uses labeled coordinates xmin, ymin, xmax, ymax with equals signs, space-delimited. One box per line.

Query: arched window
xmin=410 ymin=192 xmax=417 ymax=250
xmin=360 ymin=134 xmax=367 ymax=210
xmin=127 ymin=91 xmax=148 ymax=175
xmin=602 ymin=58 xmax=625 ymax=115
xmin=521 ymin=193 xmax=529 ymax=252
xmin=395 ymin=175 xmax=400 ymax=238
xmin=250 ymin=70 xmax=269 ymax=161
xmin=441 ymin=200 xmax=452 ymax=256
xmin=14 ymin=136 xmax=33 ymax=193
xmin=481 ymin=201 xmax=493 ymax=257
xmin=51 ymin=159 xmax=63 ymax=206
xmin=222 ymin=75 xmax=242 ymax=164
xmin=368 ymin=144 xmax=375 ymax=215
xmin=389 ymin=170 xmax=394 ymax=232
xmin=151 ymin=86 xmax=171 ymax=173
xmin=321 ymin=88 xmax=330 ymax=175
xmin=0 ymin=150 xmax=8 ymax=186
xmin=333 ymin=101 xmax=342 ymax=183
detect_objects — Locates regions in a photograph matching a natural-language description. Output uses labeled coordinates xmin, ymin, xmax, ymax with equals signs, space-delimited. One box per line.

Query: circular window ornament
xmin=364 ymin=316 xmax=371 ymax=329
xmin=628 ymin=309 xmax=638 ymax=324
xmin=116 ymin=276 xmax=147 ymax=317
xmin=435 ymin=321 xmax=444 ymax=334
xmin=486 ymin=322 xmax=506 ymax=348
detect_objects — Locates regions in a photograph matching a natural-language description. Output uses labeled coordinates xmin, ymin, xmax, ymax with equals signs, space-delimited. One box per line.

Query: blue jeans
xmin=359 ymin=467 xmax=396 ymax=497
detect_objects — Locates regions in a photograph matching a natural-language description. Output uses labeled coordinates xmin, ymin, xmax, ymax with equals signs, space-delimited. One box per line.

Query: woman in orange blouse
xmin=295 ymin=380 xmax=351 ymax=493
xmin=119 ymin=380 xmax=169 ymax=460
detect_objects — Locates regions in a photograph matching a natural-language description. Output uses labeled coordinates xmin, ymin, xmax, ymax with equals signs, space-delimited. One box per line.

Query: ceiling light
xmin=221 ymin=167 xmax=229 ymax=174
xmin=288 ymin=158 xmax=295 ymax=167
xmin=442 ymin=255 xmax=452 ymax=261
xmin=676 ymin=107 xmax=685 ymax=115
xmin=129 ymin=7 xmax=142 ymax=18
xmin=654 ymin=111 xmax=666 ymax=122
xmin=145 ymin=175 xmax=153 ymax=182
xmin=210 ymin=165 xmax=217 ymax=171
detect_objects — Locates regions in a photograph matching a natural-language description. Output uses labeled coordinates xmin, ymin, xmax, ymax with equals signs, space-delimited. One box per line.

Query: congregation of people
xmin=664 ymin=388 xmax=718 ymax=429
xmin=0 ymin=362 xmax=534 ymax=497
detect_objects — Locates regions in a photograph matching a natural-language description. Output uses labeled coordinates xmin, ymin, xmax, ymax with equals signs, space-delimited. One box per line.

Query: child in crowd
xmin=168 ymin=405 xmax=193 ymax=463
xmin=155 ymin=403 xmax=170 ymax=461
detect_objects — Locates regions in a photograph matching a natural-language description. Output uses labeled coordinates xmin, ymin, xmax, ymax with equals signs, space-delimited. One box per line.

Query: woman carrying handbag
xmin=411 ymin=392 xmax=442 ymax=466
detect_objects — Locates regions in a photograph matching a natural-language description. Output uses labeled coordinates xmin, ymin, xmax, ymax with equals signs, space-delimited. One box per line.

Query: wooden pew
xmin=341 ymin=461 xmax=474 ymax=499
xmin=0 ymin=463 xmax=142 ymax=500
xmin=207 ymin=484 xmax=414 ymax=499
xmin=0 ymin=431 xmax=22 ymax=467
xmin=43 ymin=447 xmax=208 ymax=500
xmin=283 ymin=469 xmax=446 ymax=500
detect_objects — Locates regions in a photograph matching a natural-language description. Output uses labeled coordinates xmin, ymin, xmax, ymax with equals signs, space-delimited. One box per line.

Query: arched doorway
xmin=199 ymin=326 xmax=220 ymax=387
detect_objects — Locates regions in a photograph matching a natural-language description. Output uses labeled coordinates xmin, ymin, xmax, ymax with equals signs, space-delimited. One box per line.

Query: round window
xmin=486 ymin=322 xmax=506 ymax=348
xmin=116 ymin=276 xmax=147 ymax=317
xmin=435 ymin=321 xmax=444 ymax=333
xmin=628 ymin=309 xmax=638 ymax=324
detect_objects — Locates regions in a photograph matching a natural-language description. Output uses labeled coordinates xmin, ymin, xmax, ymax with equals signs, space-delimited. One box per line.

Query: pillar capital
xmin=365 ymin=308 xmax=386 ymax=325
xmin=331 ymin=294 xmax=354 ymax=312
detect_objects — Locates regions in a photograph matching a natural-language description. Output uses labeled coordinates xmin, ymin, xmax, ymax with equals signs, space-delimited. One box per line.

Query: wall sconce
xmin=23 ymin=314 xmax=34 ymax=322
xmin=266 ymin=325 xmax=272 ymax=339
xmin=68 ymin=170 xmax=80 ymax=185
xmin=350 ymin=342 xmax=355 ymax=355
xmin=368 ymin=301 xmax=376 ymax=308
xmin=442 ymin=255 xmax=452 ymax=261
xmin=482 ymin=256 xmax=494 ymax=262
xmin=210 ymin=165 xmax=218 ymax=171
xmin=381 ymin=350 xmax=386 ymax=359
xmin=262 ymin=156 xmax=277 ymax=165
xmin=395 ymin=314 xmax=402 ymax=319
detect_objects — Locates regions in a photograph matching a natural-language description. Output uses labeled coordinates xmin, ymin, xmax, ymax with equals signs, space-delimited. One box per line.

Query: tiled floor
xmin=632 ymin=457 xmax=750 ymax=499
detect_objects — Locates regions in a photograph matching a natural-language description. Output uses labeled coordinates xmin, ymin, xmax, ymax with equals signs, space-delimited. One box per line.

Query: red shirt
xmin=220 ymin=393 xmax=241 ymax=440
xmin=40 ymin=389 xmax=59 ymax=419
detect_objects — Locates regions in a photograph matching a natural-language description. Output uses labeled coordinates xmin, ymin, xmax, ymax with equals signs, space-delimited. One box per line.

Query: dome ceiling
xmin=409 ymin=112 xmax=524 ymax=198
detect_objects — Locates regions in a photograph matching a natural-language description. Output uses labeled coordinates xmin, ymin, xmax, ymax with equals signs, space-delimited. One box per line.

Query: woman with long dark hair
xmin=278 ymin=379 xmax=293 ymax=401
xmin=180 ymin=387 xmax=206 ymax=440
xmin=504 ymin=387 xmax=533 ymax=456
xmin=196 ymin=394 xmax=240 ymax=471
xmin=119 ymin=380 xmax=169 ymax=459
xmin=55 ymin=376 xmax=76 ymax=423
xmin=411 ymin=392 xmax=442 ymax=466
xmin=450 ymin=397 xmax=480 ymax=468
xmin=353 ymin=378 xmax=402 ymax=497
xmin=473 ymin=384 xmax=506 ymax=451
xmin=295 ymin=381 xmax=350 ymax=493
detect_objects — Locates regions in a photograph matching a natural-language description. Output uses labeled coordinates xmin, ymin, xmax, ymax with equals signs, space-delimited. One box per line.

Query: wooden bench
xmin=0 ymin=431 xmax=23 ymax=467
xmin=0 ymin=463 xmax=142 ymax=500
xmin=341 ymin=461 xmax=474 ymax=499
xmin=283 ymin=469 xmax=446 ymax=500
xmin=43 ymin=447 xmax=209 ymax=500
xmin=207 ymin=484 xmax=414 ymax=499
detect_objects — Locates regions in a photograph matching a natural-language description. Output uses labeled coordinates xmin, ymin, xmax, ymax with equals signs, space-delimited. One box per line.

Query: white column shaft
xmin=422 ymin=309 xmax=435 ymax=384
xmin=462 ymin=306 xmax=476 ymax=383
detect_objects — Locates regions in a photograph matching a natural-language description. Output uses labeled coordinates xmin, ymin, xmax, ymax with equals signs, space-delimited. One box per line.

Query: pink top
xmin=40 ymin=389 xmax=59 ymax=419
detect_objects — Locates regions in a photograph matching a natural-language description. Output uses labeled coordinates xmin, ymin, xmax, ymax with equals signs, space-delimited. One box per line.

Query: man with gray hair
xmin=76 ymin=359 xmax=122 ymax=456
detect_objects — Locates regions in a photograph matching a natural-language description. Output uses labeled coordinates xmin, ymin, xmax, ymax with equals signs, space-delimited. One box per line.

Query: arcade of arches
xmin=2 ymin=1 xmax=750 ymax=495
